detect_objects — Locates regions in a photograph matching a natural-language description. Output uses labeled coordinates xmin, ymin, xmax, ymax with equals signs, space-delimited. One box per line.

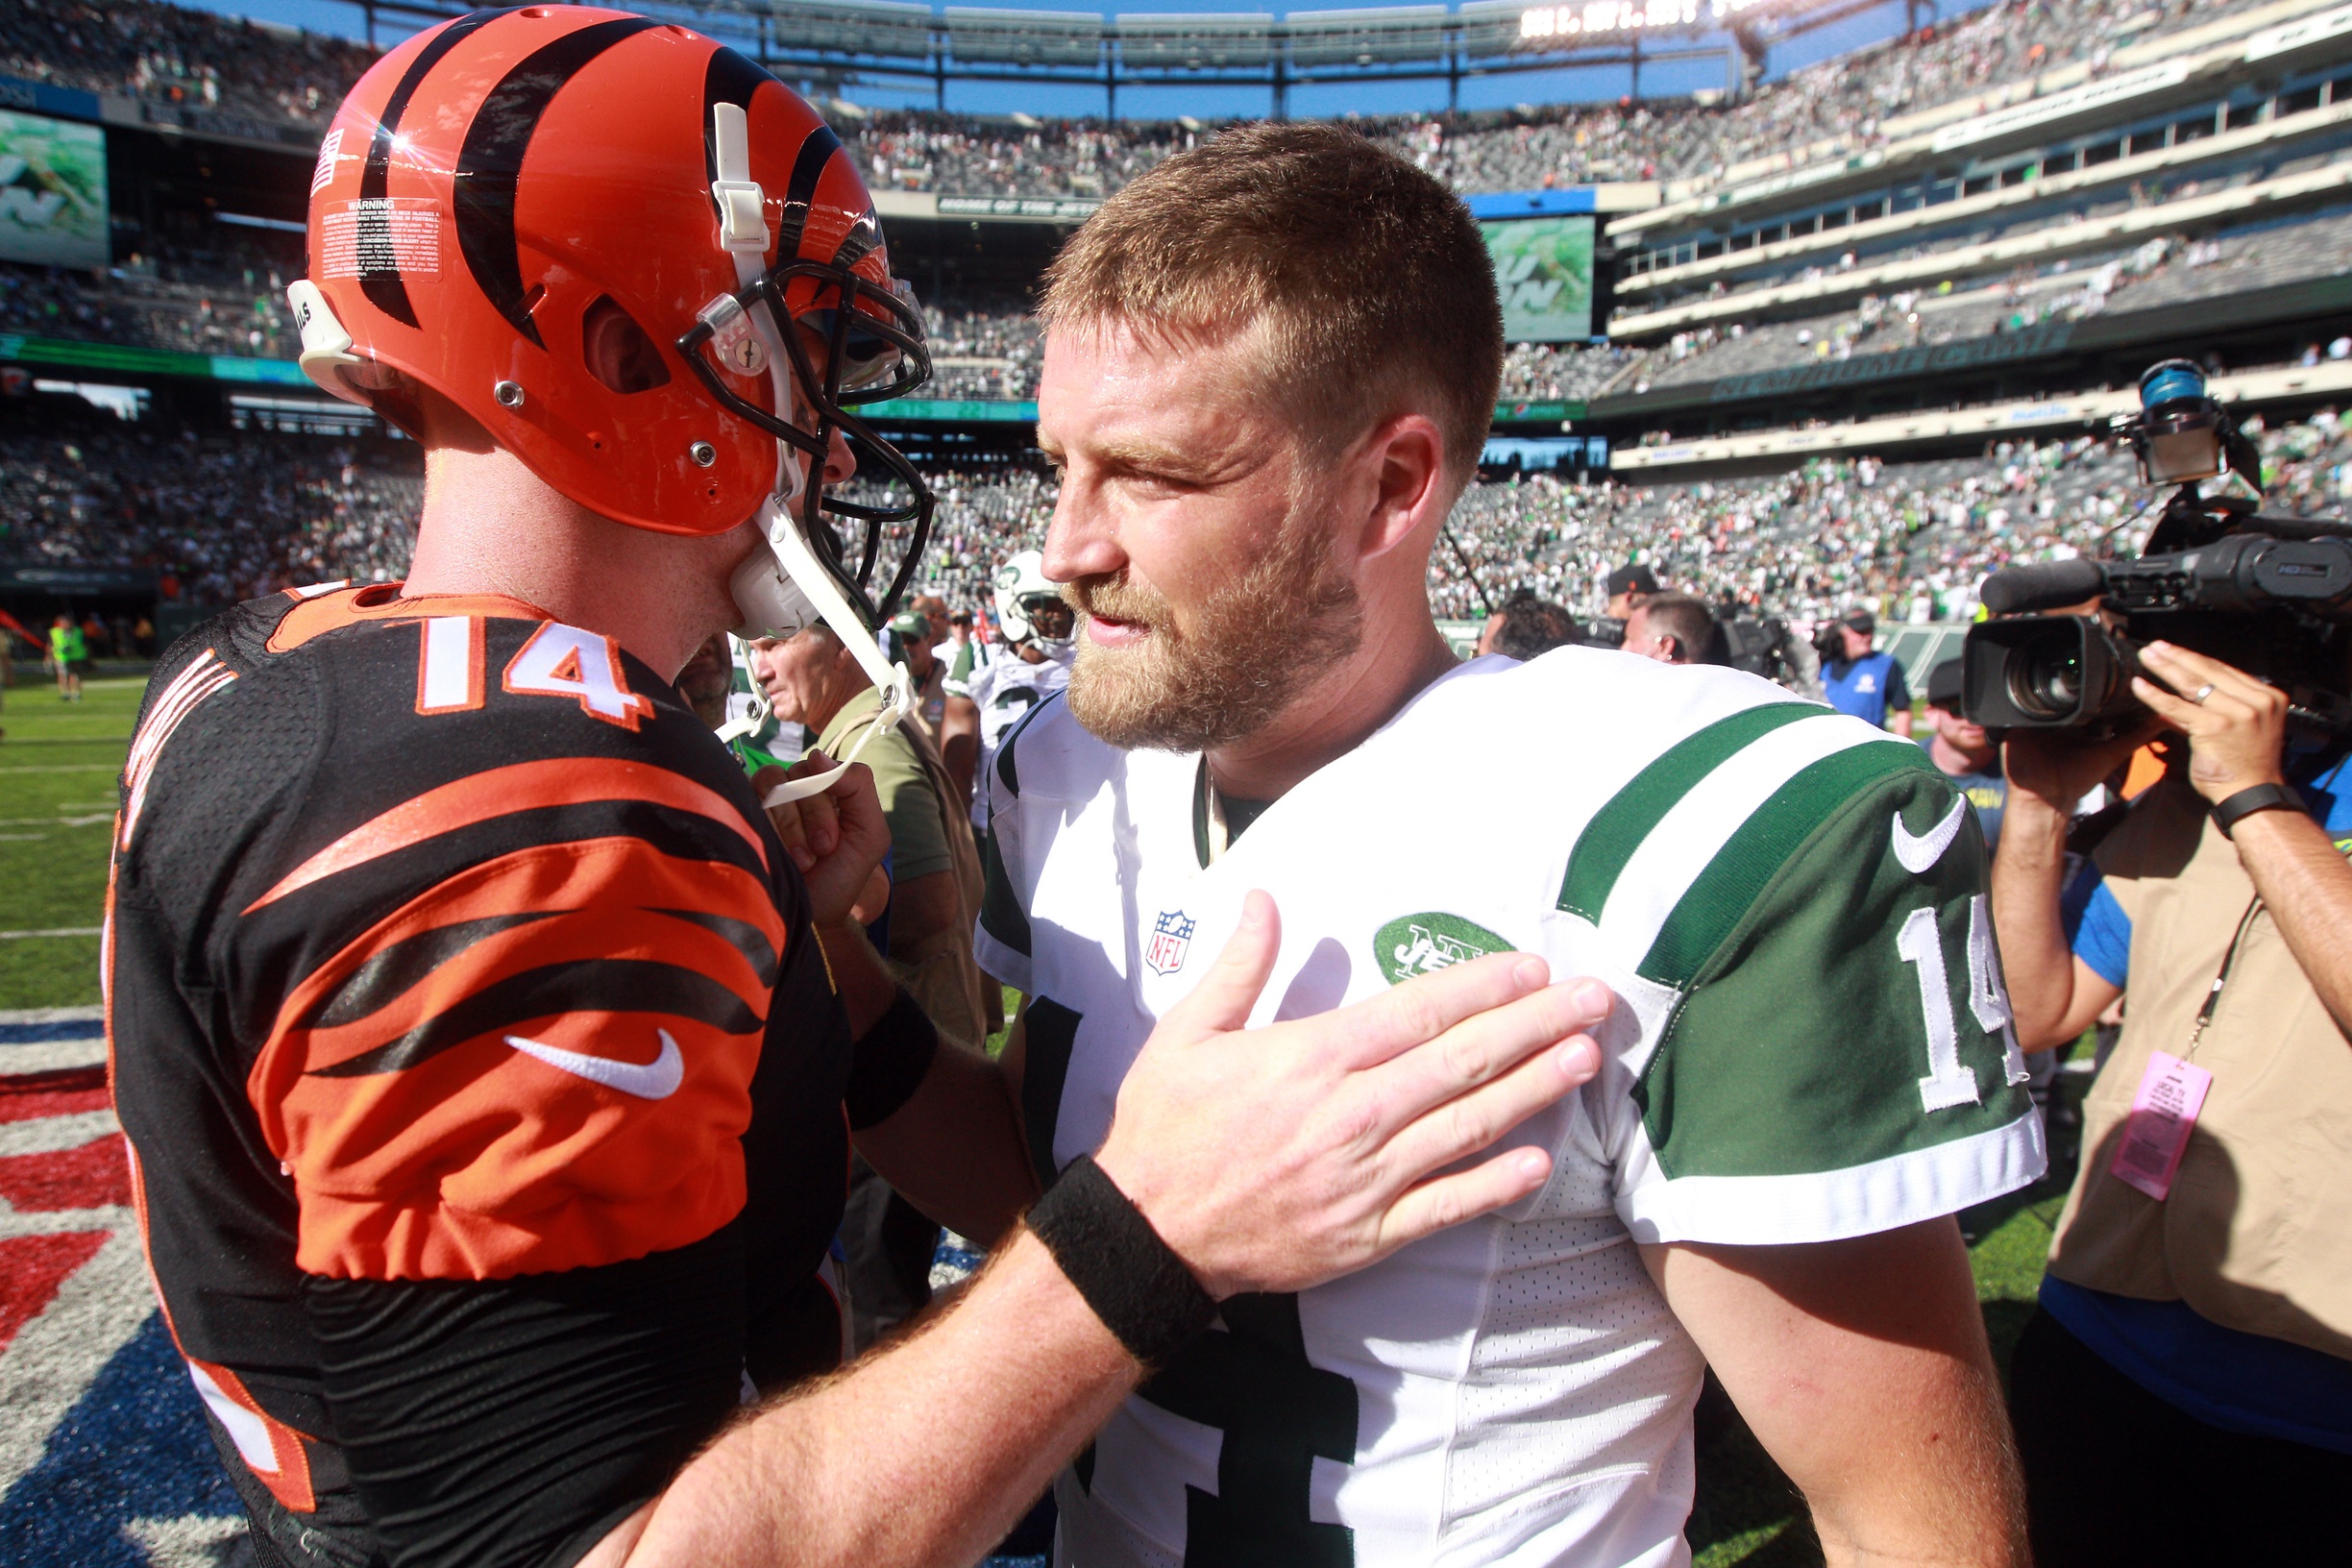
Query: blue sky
xmin=177 ymin=0 xmax=1979 ymax=120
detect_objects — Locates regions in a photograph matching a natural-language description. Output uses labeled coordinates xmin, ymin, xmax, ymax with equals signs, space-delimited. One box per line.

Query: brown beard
xmin=1062 ymin=502 xmax=1362 ymax=751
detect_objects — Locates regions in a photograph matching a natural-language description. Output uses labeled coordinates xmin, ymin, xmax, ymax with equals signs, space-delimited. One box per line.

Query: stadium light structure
xmin=330 ymin=0 xmax=1860 ymax=112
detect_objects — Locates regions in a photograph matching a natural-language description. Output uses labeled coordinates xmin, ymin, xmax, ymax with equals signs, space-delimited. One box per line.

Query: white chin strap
xmin=709 ymin=101 xmax=913 ymax=809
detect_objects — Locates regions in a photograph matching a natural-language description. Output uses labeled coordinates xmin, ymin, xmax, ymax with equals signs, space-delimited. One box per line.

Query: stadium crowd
xmin=0 ymin=0 xmax=2291 ymax=202
xmin=0 ymin=421 xmax=419 ymax=604
xmin=1618 ymin=207 xmax=2352 ymax=395
xmin=845 ymin=0 xmax=2287 ymax=198
xmin=26 ymin=409 xmax=2342 ymax=633
xmin=907 ymin=305 xmax=1629 ymax=402
xmin=0 ymin=0 xmax=371 ymax=128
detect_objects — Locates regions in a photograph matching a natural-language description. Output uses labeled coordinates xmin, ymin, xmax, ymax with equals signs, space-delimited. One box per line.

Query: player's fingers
xmin=789 ymin=758 xmax=843 ymax=857
xmin=825 ymin=761 xmax=887 ymax=846
xmin=751 ymin=765 xmax=815 ymax=870
xmin=1373 ymin=1032 xmax=1599 ymax=1178
xmin=1315 ymin=952 xmax=1558 ymax=1071
xmin=1372 ymin=1147 xmax=1556 ymax=1259
xmin=1359 ymin=980 xmax=1605 ymax=1134
xmin=1157 ymin=891 xmax=1281 ymax=1040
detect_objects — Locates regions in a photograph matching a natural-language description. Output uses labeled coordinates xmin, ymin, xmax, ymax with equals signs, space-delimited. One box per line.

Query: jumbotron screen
xmin=0 ymin=109 xmax=108 ymax=269
xmin=1482 ymin=214 xmax=1596 ymax=343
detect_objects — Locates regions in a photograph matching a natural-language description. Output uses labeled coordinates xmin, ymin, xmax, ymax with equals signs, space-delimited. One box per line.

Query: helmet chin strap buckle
xmin=708 ymin=104 xmax=770 ymax=257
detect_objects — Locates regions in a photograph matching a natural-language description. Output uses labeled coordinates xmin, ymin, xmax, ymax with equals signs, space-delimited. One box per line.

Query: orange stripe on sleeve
xmin=249 ymin=840 xmax=785 ymax=1281
xmin=246 ymin=756 xmax=769 ymax=912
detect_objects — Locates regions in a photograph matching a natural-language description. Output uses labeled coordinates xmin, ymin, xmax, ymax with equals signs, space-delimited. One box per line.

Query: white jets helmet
xmin=992 ymin=551 xmax=1074 ymax=655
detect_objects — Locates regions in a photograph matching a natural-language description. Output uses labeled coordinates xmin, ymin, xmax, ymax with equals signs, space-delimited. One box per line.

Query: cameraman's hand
xmin=1095 ymin=891 xmax=1606 ymax=1301
xmin=2001 ymin=718 xmax=2159 ymax=815
xmin=2133 ymin=641 xmax=2287 ymax=804
xmin=753 ymin=749 xmax=891 ymax=926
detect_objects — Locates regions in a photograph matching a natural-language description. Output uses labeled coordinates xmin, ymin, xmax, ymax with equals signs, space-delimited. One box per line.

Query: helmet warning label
xmin=318 ymin=199 xmax=442 ymax=281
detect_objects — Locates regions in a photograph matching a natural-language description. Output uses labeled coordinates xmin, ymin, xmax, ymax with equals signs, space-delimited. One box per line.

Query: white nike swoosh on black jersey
xmin=504 ymin=1029 xmax=685 ymax=1100
xmin=1891 ymin=795 xmax=1968 ymax=874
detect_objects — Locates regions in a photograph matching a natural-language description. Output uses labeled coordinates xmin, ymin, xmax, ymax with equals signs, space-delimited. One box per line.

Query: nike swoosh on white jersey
xmin=504 ymin=1029 xmax=685 ymax=1100
xmin=1891 ymin=795 xmax=1968 ymax=874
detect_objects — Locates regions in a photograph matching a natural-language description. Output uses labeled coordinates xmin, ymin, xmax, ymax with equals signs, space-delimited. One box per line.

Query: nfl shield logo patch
xmin=1146 ymin=910 xmax=1195 ymax=976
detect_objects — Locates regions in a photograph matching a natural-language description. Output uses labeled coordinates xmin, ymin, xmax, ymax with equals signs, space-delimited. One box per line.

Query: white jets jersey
xmin=974 ymin=649 xmax=2043 ymax=1568
xmin=966 ymin=649 xmax=1072 ymax=828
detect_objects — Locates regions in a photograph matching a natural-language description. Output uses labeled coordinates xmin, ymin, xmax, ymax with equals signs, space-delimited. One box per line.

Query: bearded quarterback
xmin=103 ymin=14 xmax=1609 ymax=1567
xmin=982 ymin=124 xmax=2043 ymax=1567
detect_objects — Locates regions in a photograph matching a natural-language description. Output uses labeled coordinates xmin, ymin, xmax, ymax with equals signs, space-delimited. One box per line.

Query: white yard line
xmin=0 ymin=1112 xmax=119 ymax=1159
xmin=0 ymin=928 xmax=103 ymax=941
xmin=0 ymin=1039 xmax=107 ymax=1075
xmin=0 ymin=1006 xmax=104 ymax=1026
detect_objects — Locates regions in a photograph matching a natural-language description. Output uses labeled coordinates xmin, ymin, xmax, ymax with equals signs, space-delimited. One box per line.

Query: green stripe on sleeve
xmin=1637 ymin=739 xmax=1933 ymax=988
xmin=1557 ymin=702 xmax=1821 ymax=922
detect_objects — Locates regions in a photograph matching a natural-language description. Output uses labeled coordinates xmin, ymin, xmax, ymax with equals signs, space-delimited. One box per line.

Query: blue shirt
xmin=1821 ymin=650 xmax=1910 ymax=726
xmin=2056 ymin=745 xmax=2352 ymax=1448
xmin=1916 ymin=738 xmax=2005 ymax=852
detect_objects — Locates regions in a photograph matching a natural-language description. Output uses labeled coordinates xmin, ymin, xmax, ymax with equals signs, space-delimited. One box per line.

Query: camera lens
xmin=2007 ymin=629 xmax=2086 ymax=721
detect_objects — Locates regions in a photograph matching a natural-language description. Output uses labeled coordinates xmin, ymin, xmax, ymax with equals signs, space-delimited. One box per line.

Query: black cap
xmin=1606 ymin=563 xmax=1659 ymax=598
xmin=1841 ymin=607 xmax=1876 ymax=634
xmin=1926 ymin=657 xmax=1965 ymax=710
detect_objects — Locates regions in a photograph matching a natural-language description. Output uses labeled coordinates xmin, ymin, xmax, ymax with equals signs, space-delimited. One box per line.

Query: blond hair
xmin=1039 ymin=121 xmax=1503 ymax=480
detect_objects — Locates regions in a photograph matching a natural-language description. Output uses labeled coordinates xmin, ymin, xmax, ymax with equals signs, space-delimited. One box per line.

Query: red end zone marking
xmin=0 ymin=1083 xmax=111 ymax=1126
xmin=0 ymin=1231 xmax=109 ymax=1356
xmin=0 ymin=1135 xmax=133 ymax=1212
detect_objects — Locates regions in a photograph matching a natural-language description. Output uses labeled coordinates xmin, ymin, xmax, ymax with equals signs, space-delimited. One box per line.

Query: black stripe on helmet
xmin=453 ymin=13 xmax=662 ymax=349
xmin=356 ymin=7 xmax=521 ymax=329
xmin=700 ymin=46 xmax=772 ymax=191
xmin=771 ymin=122 xmax=845 ymax=262
xmin=830 ymin=215 xmax=880 ymax=271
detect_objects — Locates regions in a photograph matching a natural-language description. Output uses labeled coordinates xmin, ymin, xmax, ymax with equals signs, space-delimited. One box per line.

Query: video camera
xmin=1961 ymin=359 xmax=2352 ymax=735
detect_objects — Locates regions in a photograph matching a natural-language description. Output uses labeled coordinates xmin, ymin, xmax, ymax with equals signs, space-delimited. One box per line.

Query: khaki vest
xmin=2046 ymin=775 xmax=2352 ymax=1361
xmin=832 ymin=705 xmax=1000 ymax=1051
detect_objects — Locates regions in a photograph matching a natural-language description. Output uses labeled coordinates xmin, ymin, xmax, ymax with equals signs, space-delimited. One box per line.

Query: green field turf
xmin=0 ymin=670 xmax=2070 ymax=1564
xmin=0 ymin=671 xmax=141 ymax=1010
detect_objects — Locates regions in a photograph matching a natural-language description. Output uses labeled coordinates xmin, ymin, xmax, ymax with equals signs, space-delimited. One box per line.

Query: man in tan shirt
xmin=750 ymin=623 xmax=1000 ymax=1344
xmin=1992 ymin=635 xmax=2352 ymax=1565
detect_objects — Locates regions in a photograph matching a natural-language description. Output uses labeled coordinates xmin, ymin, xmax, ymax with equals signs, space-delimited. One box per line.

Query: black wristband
xmin=844 ymin=988 xmax=939 ymax=1130
xmin=1027 ymin=1155 xmax=1216 ymax=1367
xmin=2212 ymin=782 xmax=2303 ymax=839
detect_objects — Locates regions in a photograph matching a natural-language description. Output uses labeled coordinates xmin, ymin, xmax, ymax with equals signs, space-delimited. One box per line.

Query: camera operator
xmin=1991 ymin=636 xmax=2352 ymax=1562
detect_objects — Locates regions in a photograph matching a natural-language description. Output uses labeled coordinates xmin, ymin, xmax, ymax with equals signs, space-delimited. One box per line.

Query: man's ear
xmin=582 ymin=297 xmax=672 ymax=396
xmin=1360 ymin=412 xmax=1447 ymax=563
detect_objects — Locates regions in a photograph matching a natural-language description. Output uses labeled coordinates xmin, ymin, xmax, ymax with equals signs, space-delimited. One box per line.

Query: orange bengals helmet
xmin=288 ymin=6 xmax=933 ymax=691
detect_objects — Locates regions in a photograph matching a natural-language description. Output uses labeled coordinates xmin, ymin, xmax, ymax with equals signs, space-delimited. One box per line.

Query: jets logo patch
xmin=1145 ymin=910 xmax=1195 ymax=976
xmin=1377 ymin=913 xmax=1508 ymax=985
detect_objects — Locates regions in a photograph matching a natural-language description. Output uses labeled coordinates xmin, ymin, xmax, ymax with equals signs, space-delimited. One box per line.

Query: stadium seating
xmin=0 ymin=422 xmax=419 ymax=605
xmin=0 ymin=0 xmax=370 ymax=130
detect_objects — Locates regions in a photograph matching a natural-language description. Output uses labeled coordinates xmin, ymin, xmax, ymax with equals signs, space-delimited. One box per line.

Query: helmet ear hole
xmin=582 ymin=296 xmax=673 ymax=395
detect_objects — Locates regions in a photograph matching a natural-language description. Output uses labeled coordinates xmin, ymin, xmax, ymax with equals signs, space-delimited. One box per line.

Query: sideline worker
xmin=1820 ymin=608 xmax=1913 ymax=735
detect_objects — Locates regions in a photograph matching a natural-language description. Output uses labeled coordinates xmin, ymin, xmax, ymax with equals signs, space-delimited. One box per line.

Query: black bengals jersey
xmin=107 ymin=584 xmax=929 ymax=1568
